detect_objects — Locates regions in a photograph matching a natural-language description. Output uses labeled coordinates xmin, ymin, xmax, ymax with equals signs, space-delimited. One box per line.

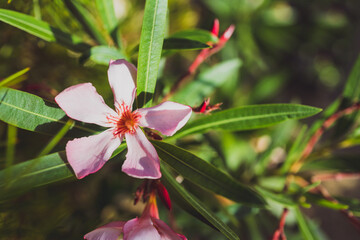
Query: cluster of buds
xmin=188 ymin=19 xmax=235 ymax=74
xmin=84 ymin=180 xmax=186 ymax=240
xmin=192 ymin=98 xmax=222 ymax=114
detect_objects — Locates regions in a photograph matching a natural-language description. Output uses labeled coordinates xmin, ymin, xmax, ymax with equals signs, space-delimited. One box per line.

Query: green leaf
xmin=64 ymin=0 xmax=108 ymax=45
xmin=332 ymin=54 xmax=360 ymax=136
xmin=37 ymin=119 xmax=74 ymax=157
xmin=163 ymin=38 xmax=210 ymax=50
xmin=0 ymin=88 xmax=97 ymax=136
xmin=95 ymin=0 xmax=118 ymax=33
xmin=0 ymin=9 xmax=90 ymax=52
xmin=136 ymin=0 xmax=168 ymax=108
xmin=0 ymin=67 xmax=30 ymax=87
xmin=335 ymin=196 xmax=360 ymax=216
xmin=152 ymin=141 xmax=266 ymax=207
xmin=171 ymin=59 xmax=242 ymax=105
xmin=80 ymin=46 xmax=127 ymax=65
xmin=255 ymin=187 xmax=297 ymax=207
xmin=0 ymin=151 xmax=73 ymax=201
xmin=170 ymin=29 xmax=218 ymax=44
xmin=6 ymin=125 xmax=17 ymax=168
xmin=0 ymin=144 xmax=127 ymax=201
xmin=161 ymin=165 xmax=240 ymax=240
xmin=175 ymin=104 xmax=322 ymax=138
xmin=300 ymin=156 xmax=360 ymax=172
xmin=305 ymin=193 xmax=348 ymax=210
xmin=342 ymin=54 xmax=360 ymax=105
xmin=294 ymin=207 xmax=318 ymax=240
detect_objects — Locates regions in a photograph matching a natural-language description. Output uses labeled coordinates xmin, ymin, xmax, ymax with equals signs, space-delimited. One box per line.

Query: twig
xmin=290 ymin=102 xmax=360 ymax=173
xmin=312 ymin=172 xmax=360 ymax=182
xmin=272 ymin=208 xmax=289 ymax=240
xmin=278 ymin=102 xmax=360 ymax=237
xmin=315 ymin=184 xmax=360 ymax=233
xmin=162 ymin=20 xmax=235 ymax=102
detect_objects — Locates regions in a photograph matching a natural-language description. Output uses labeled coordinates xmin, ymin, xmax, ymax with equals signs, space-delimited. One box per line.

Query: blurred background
xmin=1 ymin=0 xmax=360 ymax=239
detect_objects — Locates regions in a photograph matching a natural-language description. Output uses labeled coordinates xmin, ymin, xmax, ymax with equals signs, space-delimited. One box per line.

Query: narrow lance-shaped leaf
xmin=0 ymin=9 xmax=90 ymax=52
xmin=163 ymin=38 xmax=210 ymax=50
xmin=64 ymin=0 xmax=108 ymax=45
xmin=332 ymin=54 xmax=360 ymax=137
xmin=95 ymin=0 xmax=118 ymax=33
xmin=342 ymin=54 xmax=360 ymax=105
xmin=161 ymin=165 xmax=241 ymax=240
xmin=130 ymin=38 xmax=210 ymax=56
xmin=80 ymin=46 xmax=127 ymax=65
xmin=153 ymin=141 xmax=266 ymax=207
xmin=300 ymin=156 xmax=360 ymax=172
xmin=174 ymin=104 xmax=322 ymax=139
xmin=170 ymin=29 xmax=219 ymax=44
xmin=0 ymin=88 xmax=98 ymax=136
xmin=294 ymin=207 xmax=318 ymax=240
xmin=0 ymin=67 xmax=30 ymax=87
xmin=0 ymin=145 xmax=127 ymax=201
xmin=0 ymin=151 xmax=73 ymax=201
xmin=136 ymin=0 xmax=168 ymax=108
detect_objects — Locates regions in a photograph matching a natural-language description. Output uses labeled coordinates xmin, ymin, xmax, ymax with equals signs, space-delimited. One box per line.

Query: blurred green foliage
xmin=1 ymin=0 xmax=360 ymax=239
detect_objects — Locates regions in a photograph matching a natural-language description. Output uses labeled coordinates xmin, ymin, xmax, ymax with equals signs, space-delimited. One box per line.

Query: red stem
xmin=301 ymin=103 xmax=360 ymax=162
xmin=272 ymin=208 xmax=289 ymax=240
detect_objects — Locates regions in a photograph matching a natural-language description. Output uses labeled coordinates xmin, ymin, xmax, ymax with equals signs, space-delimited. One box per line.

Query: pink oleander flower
xmin=55 ymin=59 xmax=192 ymax=179
xmin=84 ymin=194 xmax=186 ymax=240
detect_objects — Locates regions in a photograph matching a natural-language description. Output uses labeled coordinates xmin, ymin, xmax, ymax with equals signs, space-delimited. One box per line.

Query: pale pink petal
xmin=138 ymin=101 xmax=192 ymax=136
xmin=152 ymin=219 xmax=184 ymax=240
xmin=124 ymin=217 xmax=161 ymax=240
xmin=108 ymin=59 xmax=137 ymax=108
xmin=55 ymin=83 xmax=116 ymax=127
xmin=122 ymin=128 xmax=161 ymax=179
xmin=84 ymin=221 xmax=125 ymax=240
xmin=66 ymin=129 xmax=122 ymax=179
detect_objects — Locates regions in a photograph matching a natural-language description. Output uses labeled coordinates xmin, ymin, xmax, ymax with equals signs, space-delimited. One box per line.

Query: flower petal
xmin=55 ymin=83 xmax=116 ymax=127
xmin=124 ymin=217 xmax=161 ymax=240
xmin=66 ymin=129 xmax=122 ymax=179
xmin=108 ymin=59 xmax=137 ymax=108
xmin=84 ymin=221 xmax=125 ymax=240
xmin=138 ymin=101 xmax=192 ymax=136
xmin=152 ymin=219 xmax=184 ymax=240
xmin=122 ymin=128 xmax=161 ymax=179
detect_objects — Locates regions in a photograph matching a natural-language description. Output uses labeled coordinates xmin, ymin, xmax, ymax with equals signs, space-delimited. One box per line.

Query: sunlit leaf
xmin=305 ymin=193 xmax=348 ymax=210
xmin=0 ymin=67 xmax=30 ymax=87
xmin=80 ymin=46 xmax=127 ymax=65
xmin=136 ymin=0 xmax=168 ymax=108
xmin=0 ymin=88 xmax=97 ymax=136
xmin=153 ymin=141 xmax=266 ymax=207
xmin=161 ymin=165 xmax=240 ymax=240
xmin=171 ymin=59 xmax=241 ymax=105
xmin=95 ymin=0 xmax=118 ymax=33
xmin=64 ymin=0 xmax=108 ymax=45
xmin=175 ymin=104 xmax=322 ymax=138
xmin=0 ymin=9 xmax=90 ymax=52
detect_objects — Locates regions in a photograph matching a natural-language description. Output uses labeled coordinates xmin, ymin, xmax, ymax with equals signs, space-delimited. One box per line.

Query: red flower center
xmin=107 ymin=103 xmax=141 ymax=136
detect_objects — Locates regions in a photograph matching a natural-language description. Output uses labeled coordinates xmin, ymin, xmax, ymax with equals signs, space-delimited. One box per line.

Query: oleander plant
xmin=1 ymin=0 xmax=360 ymax=239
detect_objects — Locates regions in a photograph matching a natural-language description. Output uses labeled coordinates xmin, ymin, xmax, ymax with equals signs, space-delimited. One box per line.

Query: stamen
xmin=108 ymin=102 xmax=141 ymax=136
